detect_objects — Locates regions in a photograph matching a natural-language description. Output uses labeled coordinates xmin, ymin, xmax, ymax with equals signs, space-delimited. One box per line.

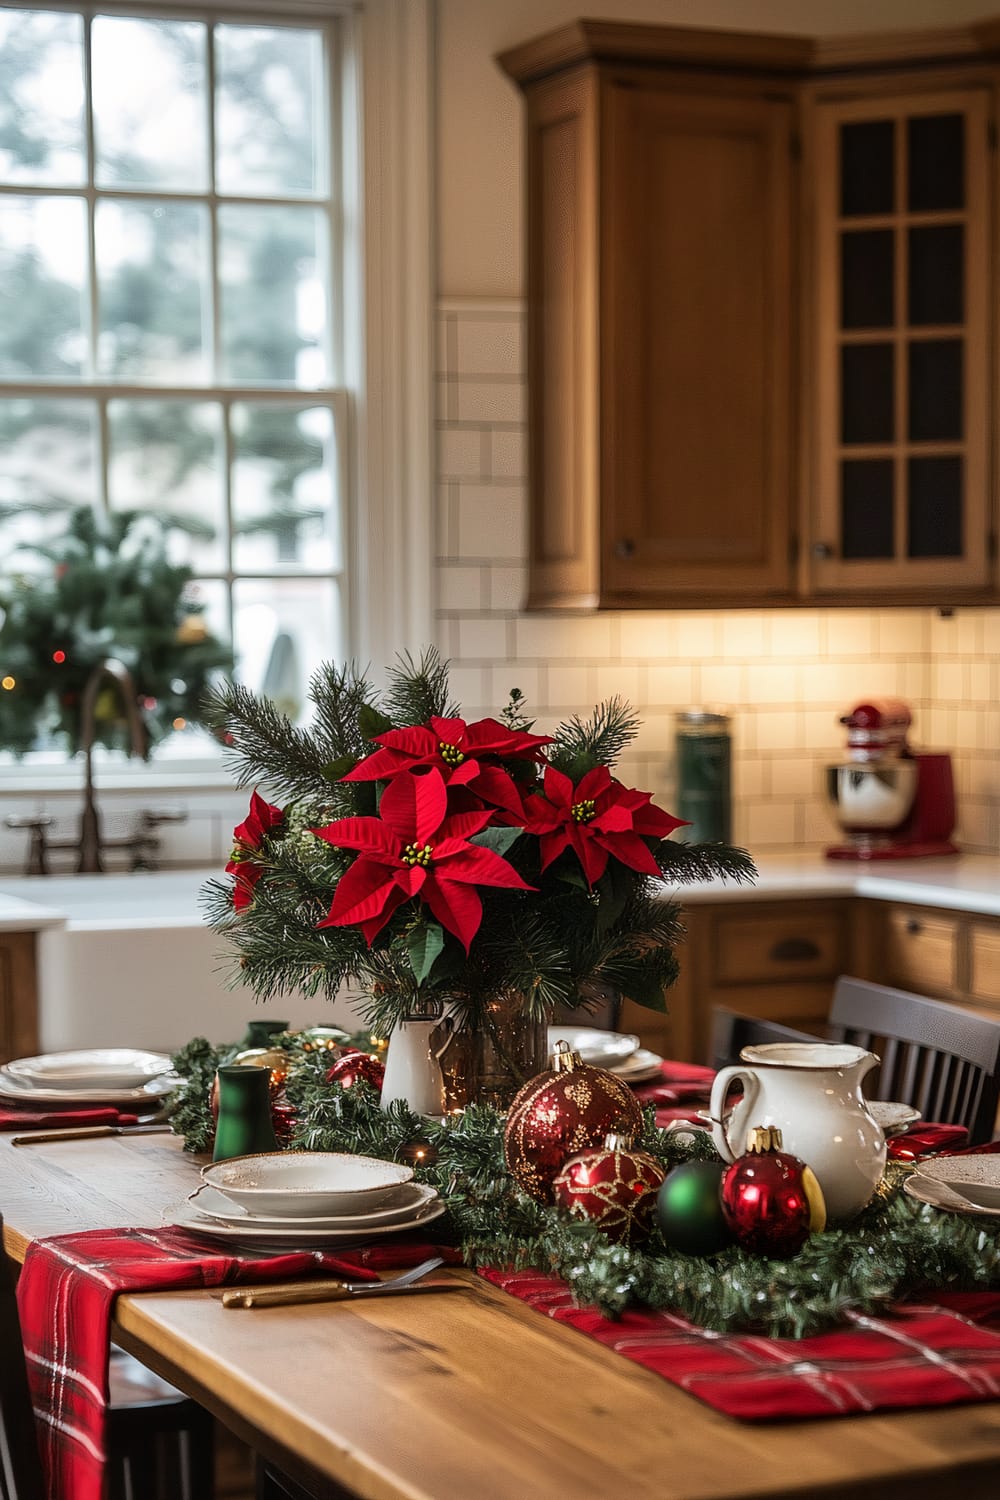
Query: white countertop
xmin=1 ymin=852 xmax=999 ymax=933
xmin=667 ymin=851 xmax=1000 ymax=917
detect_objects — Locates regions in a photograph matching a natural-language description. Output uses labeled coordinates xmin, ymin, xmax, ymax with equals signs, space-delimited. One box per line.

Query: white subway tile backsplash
xmin=439 ymin=565 xmax=486 ymax=613
xmin=455 ymin=483 xmax=525 ymax=560
xmin=488 ymin=429 xmax=527 ymax=480
xmin=455 ymin=379 xmax=526 ymax=425
xmin=455 ymin=316 xmax=524 ymax=378
xmin=438 ymin=426 xmax=485 ymax=481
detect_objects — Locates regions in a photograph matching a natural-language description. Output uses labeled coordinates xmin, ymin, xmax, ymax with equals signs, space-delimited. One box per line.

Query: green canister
xmin=675 ymin=710 xmax=732 ymax=844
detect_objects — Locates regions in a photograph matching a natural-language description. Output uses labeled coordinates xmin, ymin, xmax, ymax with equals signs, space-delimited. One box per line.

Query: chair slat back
xmin=709 ymin=1010 xmax=819 ymax=1071
xmin=828 ymin=977 xmax=1000 ymax=1144
xmin=0 ymin=1215 xmax=46 ymax=1500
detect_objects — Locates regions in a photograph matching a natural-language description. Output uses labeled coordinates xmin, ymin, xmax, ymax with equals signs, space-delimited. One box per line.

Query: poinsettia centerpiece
xmin=204 ymin=651 xmax=754 ymax=1042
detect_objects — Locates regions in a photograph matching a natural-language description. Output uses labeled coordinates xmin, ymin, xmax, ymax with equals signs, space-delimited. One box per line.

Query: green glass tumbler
xmin=675 ymin=709 xmax=732 ymax=844
xmin=212 ymin=1064 xmax=279 ymax=1162
xmin=243 ymin=1018 xmax=290 ymax=1049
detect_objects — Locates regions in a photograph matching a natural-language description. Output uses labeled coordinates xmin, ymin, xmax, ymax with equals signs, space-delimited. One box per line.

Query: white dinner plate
xmin=608 ymin=1048 xmax=664 ymax=1084
xmin=188 ymin=1181 xmax=439 ymax=1230
xmin=5 ymin=1048 xmax=173 ymax=1091
xmin=546 ymin=1027 xmax=640 ymax=1066
xmin=171 ymin=1195 xmax=447 ymax=1247
xmin=201 ymin=1151 xmax=414 ymax=1218
xmin=903 ymin=1171 xmax=1000 ymax=1219
xmin=0 ymin=1068 xmax=179 ymax=1107
xmin=868 ymin=1100 xmax=921 ymax=1137
xmin=913 ymin=1154 xmax=1000 ymax=1211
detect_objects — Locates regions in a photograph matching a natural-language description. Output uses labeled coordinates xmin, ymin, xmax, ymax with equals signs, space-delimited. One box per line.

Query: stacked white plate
xmin=173 ymin=1150 xmax=446 ymax=1248
xmin=904 ymin=1153 xmax=1000 ymax=1218
xmin=546 ymin=1026 xmax=664 ymax=1084
xmin=0 ymin=1048 xmax=178 ymax=1107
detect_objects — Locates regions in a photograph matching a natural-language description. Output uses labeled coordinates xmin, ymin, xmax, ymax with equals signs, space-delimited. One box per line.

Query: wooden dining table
xmin=3 ymin=1129 xmax=1000 ymax=1500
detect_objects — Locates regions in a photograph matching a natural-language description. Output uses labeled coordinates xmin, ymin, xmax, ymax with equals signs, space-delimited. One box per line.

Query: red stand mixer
xmin=825 ymin=699 xmax=959 ymax=860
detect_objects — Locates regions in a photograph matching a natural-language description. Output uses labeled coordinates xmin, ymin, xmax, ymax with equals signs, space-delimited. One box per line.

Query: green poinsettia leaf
xmin=617 ymin=969 xmax=668 ymax=1013
xmin=407 ymin=922 xmax=446 ymax=985
xmin=595 ymin=858 xmax=634 ymax=934
xmin=321 ymin=754 xmax=358 ymax=782
xmin=358 ymin=704 xmax=395 ymax=740
xmin=470 ymin=826 xmax=522 ymax=858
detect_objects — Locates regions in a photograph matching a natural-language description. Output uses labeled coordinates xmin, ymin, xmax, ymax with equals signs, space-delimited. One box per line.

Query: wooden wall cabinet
xmin=500 ymin=19 xmax=1000 ymax=610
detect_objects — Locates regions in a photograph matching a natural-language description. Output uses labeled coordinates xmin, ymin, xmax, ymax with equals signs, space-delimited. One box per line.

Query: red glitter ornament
xmin=503 ymin=1040 xmax=643 ymax=1202
xmin=720 ymin=1126 xmax=826 ymax=1259
xmin=553 ymin=1132 xmax=666 ymax=1245
xmin=325 ymin=1050 xmax=386 ymax=1094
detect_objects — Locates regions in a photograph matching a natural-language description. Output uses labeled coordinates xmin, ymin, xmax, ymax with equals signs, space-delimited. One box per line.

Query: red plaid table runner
xmin=15 ymin=1226 xmax=392 ymax=1500
xmin=482 ymin=1268 xmax=1000 ymax=1420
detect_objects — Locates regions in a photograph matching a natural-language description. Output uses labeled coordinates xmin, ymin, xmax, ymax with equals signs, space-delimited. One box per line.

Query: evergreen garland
xmin=170 ymin=1037 xmax=1000 ymax=1340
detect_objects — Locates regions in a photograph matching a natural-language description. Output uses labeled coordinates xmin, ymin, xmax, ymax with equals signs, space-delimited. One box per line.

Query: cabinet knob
xmin=905 ymin=918 xmax=923 ymax=936
xmin=811 ymin=541 xmax=835 ymax=560
xmin=614 ymin=538 xmax=636 ymax=560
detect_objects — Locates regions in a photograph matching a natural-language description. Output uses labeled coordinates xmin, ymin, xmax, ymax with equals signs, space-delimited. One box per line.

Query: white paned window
xmin=0 ymin=3 xmax=350 ymax=761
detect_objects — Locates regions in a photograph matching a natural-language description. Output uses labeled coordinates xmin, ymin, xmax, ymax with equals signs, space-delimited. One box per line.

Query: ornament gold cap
xmin=746 ymin=1125 xmax=783 ymax=1153
xmin=602 ymin=1131 xmax=634 ymax=1151
xmin=550 ymin=1040 xmax=584 ymax=1072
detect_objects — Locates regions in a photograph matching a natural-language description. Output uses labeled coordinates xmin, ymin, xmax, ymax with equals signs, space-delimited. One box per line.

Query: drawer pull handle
xmin=769 ymin=938 xmax=821 ymax=962
xmin=905 ymin=919 xmax=923 ymax=935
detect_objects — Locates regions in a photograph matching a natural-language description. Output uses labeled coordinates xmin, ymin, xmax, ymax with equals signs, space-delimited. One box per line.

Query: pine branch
xmin=548 ymin=697 xmax=641 ymax=777
xmin=306 ymin=661 xmax=377 ymax=764
xmin=655 ymin=840 xmax=757 ymax=887
xmin=381 ymin=646 xmax=458 ymax=725
xmin=202 ymin=681 xmax=340 ymax=802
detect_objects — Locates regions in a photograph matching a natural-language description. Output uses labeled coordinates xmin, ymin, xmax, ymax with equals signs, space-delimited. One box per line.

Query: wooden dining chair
xmin=0 ymin=1213 xmax=214 ymax=1500
xmin=709 ymin=1008 xmax=818 ymax=1070
xmin=827 ymin=976 xmax=1000 ymax=1144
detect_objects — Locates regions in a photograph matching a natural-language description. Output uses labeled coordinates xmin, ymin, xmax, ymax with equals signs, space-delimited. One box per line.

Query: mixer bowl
xmin=826 ymin=760 xmax=918 ymax=835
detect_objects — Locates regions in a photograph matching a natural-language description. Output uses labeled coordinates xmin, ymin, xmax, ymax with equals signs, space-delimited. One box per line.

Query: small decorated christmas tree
xmin=0 ymin=505 xmax=232 ymax=755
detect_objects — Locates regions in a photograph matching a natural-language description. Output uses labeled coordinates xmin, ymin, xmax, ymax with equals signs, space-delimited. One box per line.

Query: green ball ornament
xmin=657 ymin=1159 xmax=733 ymax=1256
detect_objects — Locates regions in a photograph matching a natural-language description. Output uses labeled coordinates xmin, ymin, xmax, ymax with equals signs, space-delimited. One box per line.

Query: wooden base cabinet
xmin=0 ymin=932 xmax=39 ymax=1066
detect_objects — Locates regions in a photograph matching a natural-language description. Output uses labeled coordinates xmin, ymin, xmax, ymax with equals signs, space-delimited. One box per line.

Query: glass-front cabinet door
xmin=811 ymin=89 xmax=991 ymax=594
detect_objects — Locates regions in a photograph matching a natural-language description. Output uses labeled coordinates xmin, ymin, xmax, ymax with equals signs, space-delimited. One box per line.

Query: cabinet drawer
xmin=710 ymin=907 xmax=846 ymax=986
xmin=883 ymin=907 xmax=959 ymax=998
xmin=968 ymin=922 xmax=1000 ymax=1007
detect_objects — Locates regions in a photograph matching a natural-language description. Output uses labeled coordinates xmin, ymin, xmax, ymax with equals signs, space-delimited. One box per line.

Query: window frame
xmin=0 ymin=0 xmax=433 ymax=794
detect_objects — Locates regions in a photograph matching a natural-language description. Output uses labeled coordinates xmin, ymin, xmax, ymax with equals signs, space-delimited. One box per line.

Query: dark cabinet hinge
xmin=989 ymin=120 xmax=998 ymax=152
xmin=790 ymin=131 xmax=802 ymax=161
xmin=788 ymin=533 xmax=800 ymax=565
xmin=988 ymin=530 xmax=998 ymax=560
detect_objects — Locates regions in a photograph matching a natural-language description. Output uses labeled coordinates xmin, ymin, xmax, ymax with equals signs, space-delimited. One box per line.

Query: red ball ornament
xmin=553 ymin=1132 xmax=666 ymax=1245
xmin=325 ymin=1050 xmax=386 ymax=1094
xmin=720 ymin=1126 xmax=826 ymax=1259
xmin=503 ymin=1040 xmax=644 ymax=1202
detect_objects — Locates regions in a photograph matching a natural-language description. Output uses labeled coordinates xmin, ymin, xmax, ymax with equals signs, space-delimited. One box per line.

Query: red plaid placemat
xmin=482 ymin=1268 xmax=1000 ymax=1420
xmin=632 ymin=1059 xmax=715 ymax=1107
xmin=16 ymin=1226 xmax=454 ymax=1500
xmin=0 ymin=1107 xmax=141 ymax=1130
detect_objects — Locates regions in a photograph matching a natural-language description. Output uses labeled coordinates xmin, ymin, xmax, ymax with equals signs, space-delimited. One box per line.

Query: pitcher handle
xmin=708 ymin=1066 xmax=759 ymax=1163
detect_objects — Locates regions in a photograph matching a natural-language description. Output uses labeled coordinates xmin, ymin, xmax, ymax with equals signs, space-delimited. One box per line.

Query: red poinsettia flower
xmin=226 ymin=789 xmax=285 ymax=910
xmin=522 ymin=765 xmax=686 ymax=887
xmin=311 ymin=767 xmax=534 ymax=951
xmin=341 ymin=715 xmax=551 ymax=820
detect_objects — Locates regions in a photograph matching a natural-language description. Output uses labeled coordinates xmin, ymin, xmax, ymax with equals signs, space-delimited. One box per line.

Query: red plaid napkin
xmin=482 ymin=1269 xmax=1000 ymax=1420
xmin=632 ymin=1059 xmax=715 ymax=1107
xmin=0 ymin=1107 xmax=142 ymax=1130
xmin=15 ymin=1226 xmax=424 ymax=1500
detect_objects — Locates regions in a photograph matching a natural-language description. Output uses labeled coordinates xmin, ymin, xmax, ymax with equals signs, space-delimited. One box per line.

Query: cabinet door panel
xmin=602 ymin=85 xmax=794 ymax=599
xmin=811 ymin=88 xmax=991 ymax=595
xmin=883 ymin=906 xmax=960 ymax=997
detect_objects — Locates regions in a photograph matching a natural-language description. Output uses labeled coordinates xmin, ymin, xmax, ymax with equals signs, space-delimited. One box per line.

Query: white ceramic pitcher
xmin=709 ymin=1042 xmax=886 ymax=1221
xmin=380 ymin=1019 xmax=446 ymax=1117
